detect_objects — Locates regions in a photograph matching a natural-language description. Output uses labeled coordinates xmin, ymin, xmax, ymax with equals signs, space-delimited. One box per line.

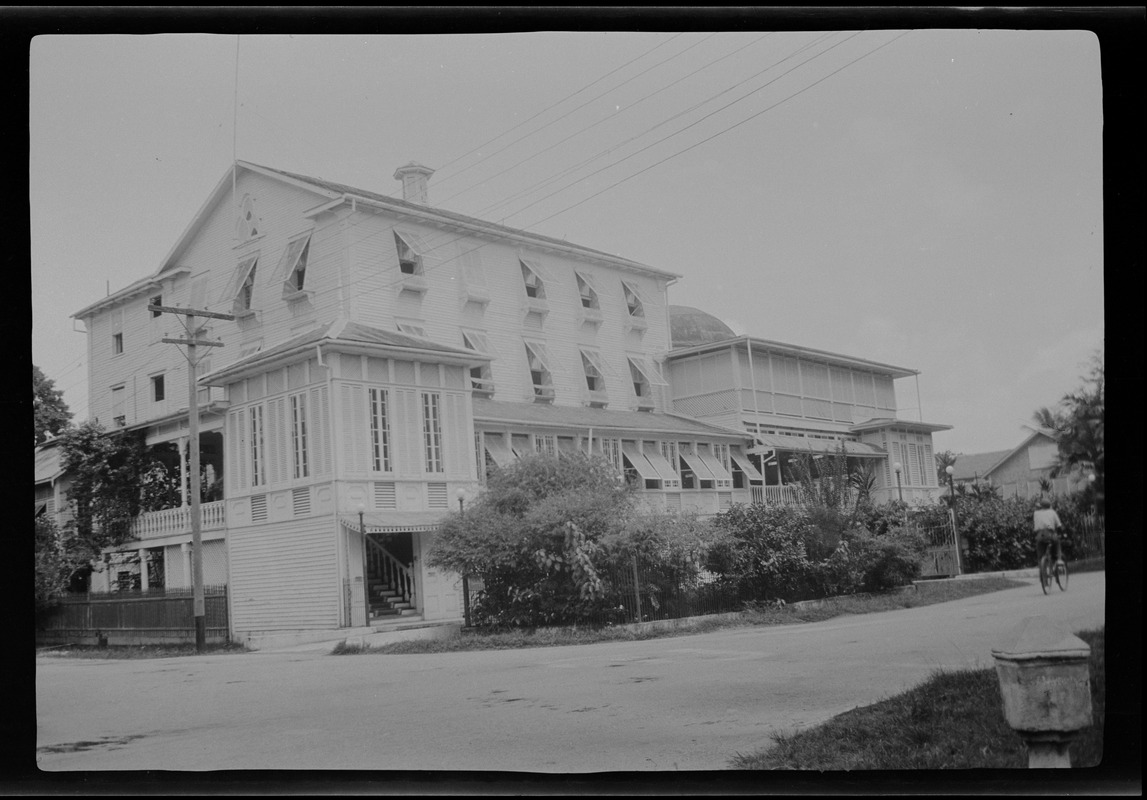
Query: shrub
xmin=951 ymin=495 xmax=1036 ymax=572
xmin=853 ymin=526 xmax=927 ymax=592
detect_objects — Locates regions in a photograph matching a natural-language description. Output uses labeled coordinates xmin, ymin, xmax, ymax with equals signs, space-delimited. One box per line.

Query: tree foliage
xmin=1031 ymin=349 xmax=1104 ymax=507
xmin=34 ymin=365 xmax=72 ymax=446
xmin=58 ymin=421 xmax=153 ymax=552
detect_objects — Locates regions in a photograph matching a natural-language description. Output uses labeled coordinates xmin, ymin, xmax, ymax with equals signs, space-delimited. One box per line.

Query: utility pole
xmin=152 ymin=304 xmax=231 ymax=651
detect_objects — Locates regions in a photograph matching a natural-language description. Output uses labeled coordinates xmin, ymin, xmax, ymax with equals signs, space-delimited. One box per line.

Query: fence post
xmin=632 ymin=553 xmax=642 ymax=623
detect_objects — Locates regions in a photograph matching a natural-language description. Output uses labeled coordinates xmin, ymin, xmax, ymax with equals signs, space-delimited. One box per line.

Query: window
xmin=224 ymin=254 xmax=260 ymax=314
xmin=281 ymin=234 xmax=312 ymax=293
xmin=534 ymin=434 xmax=557 ymax=456
xmin=622 ymin=282 xmax=645 ymax=317
xmin=422 ymin=392 xmax=443 ymax=473
xmin=149 ymin=295 xmax=163 ymax=318
xmin=524 ymin=341 xmax=555 ymax=402
xmin=151 ymin=374 xmax=165 ymax=402
xmin=629 ymin=358 xmax=651 ymax=401
xmin=575 ymin=273 xmax=599 ymax=310
xmin=461 ymin=331 xmax=495 ymax=396
xmin=237 ymin=195 xmax=261 ymax=240
xmin=600 ymin=438 xmax=623 ymax=474
xmin=713 ymin=443 xmax=731 ymax=474
xmin=521 ymin=259 xmax=545 ymax=299
xmin=394 ymin=231 xmax=423 ymax=276
xmin=290 ymin=393 xmax=309 ymax=479
xmin=250 ymin=404 xmax=266 ymax=487
xmin=628 ymin=356 xmax=665 ymax=405
xmin=660 ymin=441 xmax=679 ymax=476
xmin=111 ymin=385 xmax=126 ymax=426
xmin=369 ymin=388 xmax=392 ymax=472
xmin=581 ymin=350 xmax=606 ymax=393
xmin=112 ymin=333 xmax=124 ymax=355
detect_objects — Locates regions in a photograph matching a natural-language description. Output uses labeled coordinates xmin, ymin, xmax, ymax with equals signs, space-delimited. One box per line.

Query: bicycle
xmin=1038 ymin=548 xmax=1068 ymax=594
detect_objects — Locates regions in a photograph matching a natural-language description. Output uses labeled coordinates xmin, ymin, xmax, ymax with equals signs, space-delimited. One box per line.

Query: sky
xmin=29 ymin=25 xmax=1105 ymax=457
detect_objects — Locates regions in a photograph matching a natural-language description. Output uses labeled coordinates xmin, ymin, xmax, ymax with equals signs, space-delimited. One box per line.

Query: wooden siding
xmin=347 ymin=211 xmax=673 ymax=412
xmin=672 ymin=346 xmax=902 ymax=431
xmin=228 ymin=515 xmax=340 ymax=633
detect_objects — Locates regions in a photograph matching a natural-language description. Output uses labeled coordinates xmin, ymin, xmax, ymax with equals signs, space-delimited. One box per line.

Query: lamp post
xmin=358 ymin=503 xmax=370 ymax=625
xmin=893 ymin=462 xmax=903 ymax=503
xmin=456 ymin=488 xmax=471 ymax=628
xmin=945 ymin=465 xmax=964 ymax=574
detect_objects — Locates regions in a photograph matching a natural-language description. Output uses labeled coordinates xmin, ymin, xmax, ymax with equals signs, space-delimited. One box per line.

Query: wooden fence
xmin=36 ymin=585 xmax=229 ymax=646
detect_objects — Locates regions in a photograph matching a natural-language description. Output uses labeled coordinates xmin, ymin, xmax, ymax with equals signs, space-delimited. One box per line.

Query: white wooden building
xmin=68 ymin=160 xmax=948 ymax=644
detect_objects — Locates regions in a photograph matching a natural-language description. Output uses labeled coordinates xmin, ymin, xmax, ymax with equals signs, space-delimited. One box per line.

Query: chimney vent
xmin=394 ymin=162 xmax=435 ymax=206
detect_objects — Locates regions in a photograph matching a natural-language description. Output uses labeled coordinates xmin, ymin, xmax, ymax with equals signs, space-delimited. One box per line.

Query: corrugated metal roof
xmin=472 ymin=399 xmax=747 ymax=439
xmin=751 ymin=433 xmax=886 ymax=457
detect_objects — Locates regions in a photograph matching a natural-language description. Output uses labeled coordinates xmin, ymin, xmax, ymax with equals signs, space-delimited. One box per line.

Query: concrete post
xmin=992 ymin=616 xmax=1092 ymax=768
xmin=138 ymin=549 xmax=149 ymax=591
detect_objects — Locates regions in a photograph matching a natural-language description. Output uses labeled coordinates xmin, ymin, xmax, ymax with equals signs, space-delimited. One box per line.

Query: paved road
xmin=36 ymin=573 xmax=1104 ymax=772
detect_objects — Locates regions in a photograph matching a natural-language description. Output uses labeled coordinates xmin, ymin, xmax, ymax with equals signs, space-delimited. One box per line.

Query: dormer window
xmin=622 ymin=281 xmax=644 ymax=318
xmin=280 ymin=234 xmax=312 ymax=294
xmin=521 ymin=259 xmax=545 ymax=300
xmin=524 ymin=341 xmax=555 ymax=402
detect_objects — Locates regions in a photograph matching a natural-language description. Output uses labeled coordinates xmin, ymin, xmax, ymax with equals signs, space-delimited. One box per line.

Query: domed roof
xmin=669 ymin=305 xmax=737 ymax=348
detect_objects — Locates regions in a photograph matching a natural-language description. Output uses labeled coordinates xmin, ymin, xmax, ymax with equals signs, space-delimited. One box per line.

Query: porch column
xmin=181 ymin=542 xmax=192 ymax=587
xmin=138 ymin=549 xmax=149 ymax=591
xmin=178 ymin=436 xmax=189 ymax=507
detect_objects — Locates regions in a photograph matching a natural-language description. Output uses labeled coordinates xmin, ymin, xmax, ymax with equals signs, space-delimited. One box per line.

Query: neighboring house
xmin=949 ymin=429 xmax=1088 ymax=499
xmin=666 ymin=307 xmax=950 ymax=505
xmin=34 ymin=439 xmax=71 ymax=530
xmin=67 ymin=160 xmax=950 ymax=645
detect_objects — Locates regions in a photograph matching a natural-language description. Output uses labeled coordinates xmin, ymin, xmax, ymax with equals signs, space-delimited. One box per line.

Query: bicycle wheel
xmin=1039 ymin=556 xmax=1051 ymax=594
xmin=1055 ymin=561 xmax=1069 ymax=591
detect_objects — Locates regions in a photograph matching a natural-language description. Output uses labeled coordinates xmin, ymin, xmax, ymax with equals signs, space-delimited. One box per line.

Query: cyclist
xmin=1033 ymin=497 xmax=1064 ymax=567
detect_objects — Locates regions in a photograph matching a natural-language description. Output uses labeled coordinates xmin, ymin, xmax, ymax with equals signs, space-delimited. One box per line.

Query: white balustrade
xmin=131 ymin=500 xmax=227 ymax=540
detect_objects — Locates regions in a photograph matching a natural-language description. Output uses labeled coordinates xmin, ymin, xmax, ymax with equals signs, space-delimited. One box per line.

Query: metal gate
xmin=914 ymin=511 xmax=962 ymax=578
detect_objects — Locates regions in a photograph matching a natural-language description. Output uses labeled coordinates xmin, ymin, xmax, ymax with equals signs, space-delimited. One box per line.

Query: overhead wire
xmin=88 ymin=31 xmax=911 ymax=415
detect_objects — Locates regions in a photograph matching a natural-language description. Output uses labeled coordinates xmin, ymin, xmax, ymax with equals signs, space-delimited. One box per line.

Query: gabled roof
xmin=200 ymin=318 xmax=487 ymax=385
xmin=951 ymin=429 xmax=1058 ymax=482
xmin=75 ymin=159 xmax=679 ymax=321
xmin=949 ymin=449 xmax=1012 ymax=482
xmin=248 ymin=162 xmax=678 ymax=280
xmin=473 ymin=399 xmax=749 ymax=441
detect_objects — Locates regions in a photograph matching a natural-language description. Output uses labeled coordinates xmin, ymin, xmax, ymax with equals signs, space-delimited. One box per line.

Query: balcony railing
xmin=131 ymin=501 xmax=226 ymax=540
xmin=750 ymin=485 xmax=803 ymax=506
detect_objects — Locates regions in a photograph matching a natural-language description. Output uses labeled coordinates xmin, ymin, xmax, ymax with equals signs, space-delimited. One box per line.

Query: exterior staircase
xmin=369 ymin=578 xmax=418 ymax=620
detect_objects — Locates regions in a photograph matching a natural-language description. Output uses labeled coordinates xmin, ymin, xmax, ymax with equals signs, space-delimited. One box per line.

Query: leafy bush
xmin=949 ymin=495 xmax=1035 ymax=572
xmin=430 ymin=453 xmax=722 ymax=629
xmin=852 ymin=526 xmax=927 ymax=592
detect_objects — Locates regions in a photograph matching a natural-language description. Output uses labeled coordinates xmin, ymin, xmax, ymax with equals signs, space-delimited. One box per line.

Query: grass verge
xmin=35 ymin=642 xmax=249 ymax=659
xmin=732 ymin=627 xmax=1104 ymax=770
xmin=332 ymin=576 xmax=1025 ymax=656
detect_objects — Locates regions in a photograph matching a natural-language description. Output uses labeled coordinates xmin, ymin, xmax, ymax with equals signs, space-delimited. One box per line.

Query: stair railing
xmin=365 ymin=535 xmax=415 ymax=607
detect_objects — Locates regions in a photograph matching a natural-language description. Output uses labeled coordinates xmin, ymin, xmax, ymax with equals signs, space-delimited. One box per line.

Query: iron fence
xmin=1068 ymin=513 xmax=1105 ymax=559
